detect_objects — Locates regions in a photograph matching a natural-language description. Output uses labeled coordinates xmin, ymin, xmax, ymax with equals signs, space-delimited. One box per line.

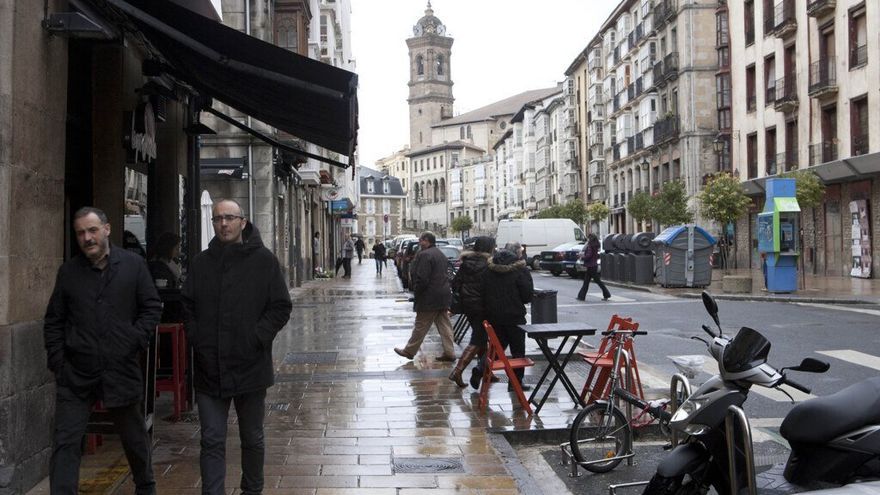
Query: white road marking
xmin=794 ymin=302 xmax=880 ymax=317
xmin=817 ymin=349 xmax=880 ymax=371
xmin=700 ymin=359 xmax=815 ymax=402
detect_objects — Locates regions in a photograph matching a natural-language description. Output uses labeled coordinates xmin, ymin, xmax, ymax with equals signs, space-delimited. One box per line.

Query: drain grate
xmin=283 ymin=351 xmax=338 ymax=365
xmin=393 ymin=457 xmax=464 ymax=474
xmin=267 ymin=402 xmax=290 ymax=412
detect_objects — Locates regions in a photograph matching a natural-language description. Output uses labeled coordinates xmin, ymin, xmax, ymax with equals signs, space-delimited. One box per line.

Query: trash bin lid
xmin=653 ymin=225 xmax=717 ymax=246
xmin=532 ymin=288 xmax=558 ymax=296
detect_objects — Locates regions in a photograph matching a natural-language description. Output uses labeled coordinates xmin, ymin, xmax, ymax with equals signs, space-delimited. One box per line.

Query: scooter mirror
xmin=792 ymin=357 xmax=830 ymax=373
xmin=701 ymin=291 xmax=721 ymax=329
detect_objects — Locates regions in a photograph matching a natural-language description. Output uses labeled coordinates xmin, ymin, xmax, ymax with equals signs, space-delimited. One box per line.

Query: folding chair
xmin=479 ymin=321 xmax=535 ymax=415
xmin=452 ymin=313 xmax=470 ymax=344
xmin=578 ymin=314 xmax=645 ymax=404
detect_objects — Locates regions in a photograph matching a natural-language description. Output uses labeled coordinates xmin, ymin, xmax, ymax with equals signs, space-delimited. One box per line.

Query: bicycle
xmin=567 ymin=328 xmax=682 ymax=474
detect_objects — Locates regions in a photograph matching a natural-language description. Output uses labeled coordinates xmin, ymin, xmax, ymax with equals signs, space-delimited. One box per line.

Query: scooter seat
xmin=781 ymin=377 xmax=880 ymax=445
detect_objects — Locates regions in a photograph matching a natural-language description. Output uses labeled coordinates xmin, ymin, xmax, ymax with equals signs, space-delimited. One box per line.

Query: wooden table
xmin=518 ymin=323 xmax=597 ymax=414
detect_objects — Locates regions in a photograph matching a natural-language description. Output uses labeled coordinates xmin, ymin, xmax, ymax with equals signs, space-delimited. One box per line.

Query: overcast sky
xmin=349 ymin=0 xmax=618 ymax=168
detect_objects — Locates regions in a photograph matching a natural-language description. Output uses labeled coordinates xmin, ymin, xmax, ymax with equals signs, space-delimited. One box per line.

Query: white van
xmin=495 ymin=218 xmax=586 ymax=268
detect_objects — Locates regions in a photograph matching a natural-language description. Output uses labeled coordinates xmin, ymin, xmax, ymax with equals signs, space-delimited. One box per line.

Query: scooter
xmin=641 ymin=292 xmax=880 ymax=495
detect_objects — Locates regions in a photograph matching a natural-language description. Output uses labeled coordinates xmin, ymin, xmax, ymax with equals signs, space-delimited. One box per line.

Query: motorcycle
xmin=642 ymin=292 xmax=880 ymax=495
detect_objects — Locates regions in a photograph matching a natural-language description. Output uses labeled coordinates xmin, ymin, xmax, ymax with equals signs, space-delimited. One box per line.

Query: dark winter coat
xmin=451 ymin=250 xmax=490 ymax=315
xmin=581 ymin=240 xmax=600 ymax=269
xmin=372 ymin=243 xmax=386 ymax=261
xmin=410 ymin=245 xmax=452 ymax=312
xmin=43 ymin=245 xmax=162 ymax=407
xmin=355 ymin=238 xmax=366 ymax=253
xmin=182 ymin=223 xmax=293 ymax=398
xmin=482 ymin=250 xmax=534 ymax=325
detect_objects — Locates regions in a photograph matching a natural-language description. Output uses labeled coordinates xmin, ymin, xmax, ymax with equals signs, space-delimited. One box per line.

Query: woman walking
xmin=372 ymin=239 xmax=387 ymax=275
xmin=448 ymin=237 xmax=495 ymax=388
xmin=577 ymin=233 xmax=611 ymax=301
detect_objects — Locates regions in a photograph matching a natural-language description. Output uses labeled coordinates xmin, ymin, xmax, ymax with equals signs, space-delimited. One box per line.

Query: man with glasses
xmin=183 ymin=199 xmax=292 ymax=495
xmin=43 ymin=206 xmax=161 ymax=494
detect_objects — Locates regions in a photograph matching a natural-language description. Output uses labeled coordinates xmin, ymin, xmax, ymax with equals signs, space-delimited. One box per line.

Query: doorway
xmin=824 ymin=201 xmax=842 ymax=276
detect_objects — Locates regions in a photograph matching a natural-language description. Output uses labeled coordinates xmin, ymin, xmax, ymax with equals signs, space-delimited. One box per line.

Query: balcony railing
xmin=627 ymin=136 xmax=635 ymax=153
xmin=773 ymin=0 xmax=797 ymax=37
xmin=613 ymin=94 xmax=621 ymax=113
xmin=664 ymin=52 xmax=680 ymax=80
xmin=627 ymin=83 xmax=635 ymax=101
xmin=636 ymin=77 xmax=644 ymax=95
xmin=765 ymin=153 xmax=778 ymax=176
xmin=653 ymin=114 xmax=680 ymax=143
xmin=613 ymin=143 xmax=621 ymax=161
xmin=807 ymin=0 xmax=835 ymax=17
xmin=635 ymin=131 xmax=644 ymax=150
xmin=809 ymin=141 xmax=838 ymax=166
xmin=852 ymin=134 xmax=869 ymax=157
xmin=809 ymin=57 xmax=837 ymax=96
xmin=775 ymin=76 xmax=798 ymax=111
xmin=851 ymin=44 xmax=868 ymax=68
xmin=763 ymin=12 xmax=776 ymax=37
xmin=653 ymin=60 xmax=665 ymax=86
xmin=654 ymin=4 xmax=667 ymax=29
xmin=765 ymin=82 xmax=776 ymax=106
xmin=777 ymin=150 xmax=798 ymax=172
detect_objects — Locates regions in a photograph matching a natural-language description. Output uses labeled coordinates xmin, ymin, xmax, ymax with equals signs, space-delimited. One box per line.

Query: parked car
xmin=561 ymin=242 xmax=587 ymax=278
xmin=575 ymin=247 xmax=603 ymax=275
xmin=440 ymin=238 xmax=464 ymax=248
xmin=538 ymin=242 xmax=582 ymax=276
xmin=398 ymin=239 xmax=450 ymax=289
xmin=495 ymin=218 xmax=586 ymax=270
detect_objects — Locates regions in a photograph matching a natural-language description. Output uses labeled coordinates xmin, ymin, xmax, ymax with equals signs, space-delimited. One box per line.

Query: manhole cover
xmin=283 ymin=351 xmax=338 ymax=364
xmin=393 ymin=457 xmax=464 ymax=474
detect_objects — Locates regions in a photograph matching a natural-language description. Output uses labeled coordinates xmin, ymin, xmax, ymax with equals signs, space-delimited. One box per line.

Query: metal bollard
xmin=724 ymin=405 xmax=757 ymax=495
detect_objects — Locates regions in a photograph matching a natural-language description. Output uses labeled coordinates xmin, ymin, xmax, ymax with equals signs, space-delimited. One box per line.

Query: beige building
xmin=576 ymin=0 xmax=720 ymax=234
xmin=726 ymin=0 xmax=880 ymax=277
xmin=357 ymin=167 xmax=407 ymax=245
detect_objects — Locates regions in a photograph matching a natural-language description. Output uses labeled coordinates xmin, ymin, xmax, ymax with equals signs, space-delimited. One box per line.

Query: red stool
xmin=155 ymin=323 xmax=188 ymax=419
xmin=85 ymin=401 xmax=106 ymax=455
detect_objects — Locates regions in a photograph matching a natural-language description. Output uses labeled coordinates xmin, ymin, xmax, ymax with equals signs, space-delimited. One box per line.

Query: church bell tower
xmin=406 ymin=2 xmax=454 ymax=151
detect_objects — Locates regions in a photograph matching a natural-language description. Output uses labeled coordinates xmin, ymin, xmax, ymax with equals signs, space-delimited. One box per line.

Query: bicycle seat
xmin=780 ymin=376 xmax=880 ymax=445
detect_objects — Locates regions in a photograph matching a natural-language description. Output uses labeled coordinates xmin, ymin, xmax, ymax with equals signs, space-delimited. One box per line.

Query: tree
xmin=781 ymin=169 xmax=825 ymax=209
xmin=586 ymin=202 xmax=610 ymax=223
xmin=450 ymin=215 xmax=473 ymax=238
xmin=561 ymin=200 xmax=590 ymax=227
xmin=651 ymin=180 xmax=693 ymax=227
xmin=627 ymin=191 xmax=654 ymax=226
xmin=698 ymin=173 xmax=751 ymax=270
xmin=536 ymin=204 xmax=565 ymax=219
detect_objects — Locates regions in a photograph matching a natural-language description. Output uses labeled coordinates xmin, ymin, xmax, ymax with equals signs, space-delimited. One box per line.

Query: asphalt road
xmin=528 ymin=269 xmax=880 ymax=421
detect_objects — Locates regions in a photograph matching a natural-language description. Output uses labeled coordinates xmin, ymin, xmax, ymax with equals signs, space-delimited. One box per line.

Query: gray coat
xmin=410 ymin=245 xmax=452 ymax=312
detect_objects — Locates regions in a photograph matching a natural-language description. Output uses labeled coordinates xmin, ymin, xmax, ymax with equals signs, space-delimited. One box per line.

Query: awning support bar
xmin=205 ymin=107 xmax=350 ymax=169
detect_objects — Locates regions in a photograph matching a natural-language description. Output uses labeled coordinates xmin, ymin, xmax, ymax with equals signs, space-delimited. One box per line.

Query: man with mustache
xmin=183 ymin=199 xmax=292 ymax=495
xmin=43 ymin=207 xmax=162 ymax=494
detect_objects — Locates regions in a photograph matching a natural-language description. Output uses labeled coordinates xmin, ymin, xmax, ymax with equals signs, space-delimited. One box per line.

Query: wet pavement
xmin=26 ymin=261 xmax=880 ymax=494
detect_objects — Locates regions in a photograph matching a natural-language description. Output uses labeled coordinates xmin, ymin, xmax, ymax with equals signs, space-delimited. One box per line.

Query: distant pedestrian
xmin=182 ymin=199 xmax=293 ymax=495
xmin=576 ymin=233 xmax=611 ymax=301
xmin=482 ymin=243 xmax=534 ymax=391
xmin=394 ymin=232 xmax=456 ymax=362
xmin=355 ymin=236 xmax=366 ymax=264
xmin=521 ymin=244 xmax=528 ymax=263
xmin=341 ymin=234 xmax=355 ymax=278
xmin=44 ymin=206 xmax=162 ymax=495
xmin=448 ymin=236 xmax=496 ymax=388
xmin=313 ymin=231 xmax=320 ymax=271
xmin=372 ymin=240 xmax=387 ymax=275
xmin=148 ymin=232 xmax=182 ymax=289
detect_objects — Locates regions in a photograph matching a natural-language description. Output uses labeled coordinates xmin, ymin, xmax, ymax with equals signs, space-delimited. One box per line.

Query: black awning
xmin=201 ymin=157 xmax=245 ymax=179
xmin=104 ymin=0 xmax=358 ymax=158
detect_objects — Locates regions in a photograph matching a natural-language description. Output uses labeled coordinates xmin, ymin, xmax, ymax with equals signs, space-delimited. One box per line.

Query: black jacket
xmin=451 ymin=250 xmax=490 ymax=316
xmin=411 ymin=245 xmax=452 ymax=312
xmin=43 ymin=246 xmax=162 ymax=407
xmin=482 ymin=250 xmax=534 ymax=325
xmin=182 ymin=224 xmax=292 ymax=398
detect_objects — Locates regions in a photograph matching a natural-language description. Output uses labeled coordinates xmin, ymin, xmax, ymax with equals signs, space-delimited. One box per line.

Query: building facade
xmin=727 ymin=0 xmax=880 ymax=277
xmin=577 ymin=0 xmax=721 ymax=234
xmin=357 ymin=167 xmax=407 ymax=246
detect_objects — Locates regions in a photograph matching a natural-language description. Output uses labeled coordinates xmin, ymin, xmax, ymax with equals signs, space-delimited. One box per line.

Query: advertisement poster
xmin=849 ymin=200 xmax=872 ymax=278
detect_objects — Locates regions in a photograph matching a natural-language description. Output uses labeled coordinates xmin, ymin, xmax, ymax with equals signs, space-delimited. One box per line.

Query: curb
xmin=602 ymin=281 xmax=876 ymax=305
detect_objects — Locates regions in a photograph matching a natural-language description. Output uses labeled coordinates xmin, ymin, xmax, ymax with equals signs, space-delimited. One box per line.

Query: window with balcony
xmin=745 ymin=1 xmax=756 ymax=45
xmin=747 ymin=133 xmax=758 ymax=179
xmin=716 ymin=74 xmax=731 ymax=120
xmin=784 ymin=119 xmax=798 ymax=172
xmin=850 ymin=6 xmax=867 ymax=69
xmin=746 ymin=65 xmax=757 ymax=112
xmin=764 ymin=55 xmax=776 ymax=105
xmin=763 ymin=0 xmax=775 ymax=36
xmin=851 ymin=96 xmax=869 ymax=156
xmin=716 ymin=11 xmax=729 ymax=48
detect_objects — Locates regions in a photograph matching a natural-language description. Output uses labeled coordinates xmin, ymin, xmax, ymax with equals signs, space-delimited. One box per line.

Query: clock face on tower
xmin=413 ymin=24 xmax=423 ymax=36
xmin=437 ymin=24 xmax=445 ymax=35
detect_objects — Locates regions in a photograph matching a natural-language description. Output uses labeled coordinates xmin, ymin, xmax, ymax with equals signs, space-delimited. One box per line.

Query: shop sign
xmin=124 ymin=102 xmax=157 ymax=162
xmin=330 ymin=200 xmax=350 ymax=213
xmin=340 ymin=218 xmax=354 ymax=228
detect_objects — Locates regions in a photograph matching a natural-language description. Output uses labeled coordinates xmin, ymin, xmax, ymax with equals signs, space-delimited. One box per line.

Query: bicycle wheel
xmin=569 ymin=402 xmax=631 ymax=473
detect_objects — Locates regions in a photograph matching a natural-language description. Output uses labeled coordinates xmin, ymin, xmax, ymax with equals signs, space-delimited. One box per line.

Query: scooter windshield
xmin=722 ymin=327 xmax=771 ymax=373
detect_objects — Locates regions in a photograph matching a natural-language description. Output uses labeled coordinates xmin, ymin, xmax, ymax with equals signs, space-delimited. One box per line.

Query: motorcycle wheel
xmin=569 ymin=402 xmax=631 ymax=473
